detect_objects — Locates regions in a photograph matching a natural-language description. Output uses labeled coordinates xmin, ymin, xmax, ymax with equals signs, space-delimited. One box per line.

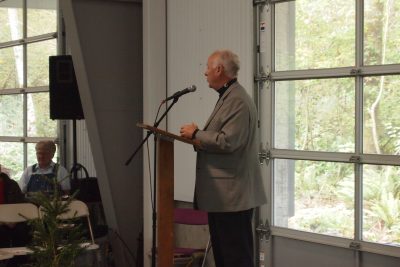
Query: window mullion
xmin=354 ymin=0 xmax=364 ymax=245
xmin=22 ymin=0 xmax=28 ymax=170
xmin=356 ymin=0 xmax=364 ymax=68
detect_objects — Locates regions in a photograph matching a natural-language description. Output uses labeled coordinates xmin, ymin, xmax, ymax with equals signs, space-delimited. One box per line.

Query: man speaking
xmin=180 ymin=49 xmax=266 ymax=267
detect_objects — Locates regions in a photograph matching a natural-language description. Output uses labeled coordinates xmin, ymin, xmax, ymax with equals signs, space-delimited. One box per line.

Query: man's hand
xmin=180 ymin=122 xmax=198 ymax=139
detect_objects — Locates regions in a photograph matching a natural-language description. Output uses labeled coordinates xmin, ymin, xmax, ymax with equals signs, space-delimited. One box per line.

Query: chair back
xmin=174 ymin=208 xmax=208 ymax=225
xmin=37 ymin=200 xmax=98 ymax=250
xmin=0 ymin=203 xmax=39 ymax=223
xmin=60 ymin=200 xmax=96 ymax=245
xmin=58 ymin=200 xmax=89 ymax=220
xmin=173 ymin=208 xmax=210 ymax=267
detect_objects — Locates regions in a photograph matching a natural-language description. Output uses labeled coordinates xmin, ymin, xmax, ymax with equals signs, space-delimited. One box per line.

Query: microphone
xmin=162 ymin=85 xmax=196 ymax=103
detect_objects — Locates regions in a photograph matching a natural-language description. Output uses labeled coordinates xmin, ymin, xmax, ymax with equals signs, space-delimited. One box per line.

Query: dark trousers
xmin=0 ymin=223 xmax=31 ymax=267
xmin=0 ymin=223 xmax=31 ymax=248
xmin=208 ymin=209 xmax=254 ymax=267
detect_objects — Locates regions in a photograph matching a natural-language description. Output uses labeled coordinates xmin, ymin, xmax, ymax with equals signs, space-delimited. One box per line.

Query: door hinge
xmin=256 ymin=219 xmax=271 ymax=241
xmin=349 ymin=155 xmax=361 ymax=163
xmin=254 ymin=71 xmax=270 ymax=83
xmin=259 ymin=143 xmax=271 ymax=165
xmin=350 ymin=68 xmax=362 ymax=75
xmin=349 ymin=242 xmax=361 ymax=250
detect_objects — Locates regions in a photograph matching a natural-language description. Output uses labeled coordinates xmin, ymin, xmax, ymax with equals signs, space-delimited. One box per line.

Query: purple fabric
xmin=174 ymin=208 xmax=208 ymax=225
xmin=174 ymin=247 xmax=203 ymax=256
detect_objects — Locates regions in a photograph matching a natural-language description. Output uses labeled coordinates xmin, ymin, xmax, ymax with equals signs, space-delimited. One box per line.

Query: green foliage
xmin=0 ymin=142 xmax=23 ymax=178
xmin=289 ymin=205 xmax=354 ymax=237
xmin=28 ymin=93 xmax=57 ymax=137
xmin=293 ymin=78 xmax=355 ymax=152
xmin=362 ymin=166 xmax=400 ymax=244
xmin=294 ymin=0 xmax=355 ymax=69
xmin=26 ymin=178 xmax=85 ymax=267
xmin=290 ymin=160 xmax=400 ymax=244
xmin=288 ymin=161 xmax=354 ymax=238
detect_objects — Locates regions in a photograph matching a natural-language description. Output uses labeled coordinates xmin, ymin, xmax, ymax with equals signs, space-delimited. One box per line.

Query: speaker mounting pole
xmin=72 ymin=119 xmax=78 ymax=180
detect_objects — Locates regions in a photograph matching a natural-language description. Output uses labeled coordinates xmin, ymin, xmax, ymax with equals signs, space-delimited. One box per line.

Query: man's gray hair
xmin=212 ymin=49 xmax=240 ymax=78
xmin=35 ymin=140 xmax=56 ymax=155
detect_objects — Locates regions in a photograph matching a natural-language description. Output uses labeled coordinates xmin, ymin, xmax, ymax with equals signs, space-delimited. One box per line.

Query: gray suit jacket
xmin=194 ymin=82 xmax=267 ymax=212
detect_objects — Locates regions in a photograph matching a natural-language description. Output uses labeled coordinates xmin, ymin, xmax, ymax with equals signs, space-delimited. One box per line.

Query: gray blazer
xmin=194 ymin=82 xmax=267 ymax=212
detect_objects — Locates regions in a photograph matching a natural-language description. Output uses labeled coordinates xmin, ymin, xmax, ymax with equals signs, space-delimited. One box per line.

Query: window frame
xmin=0 ymin=0 xmax=60 ymax=177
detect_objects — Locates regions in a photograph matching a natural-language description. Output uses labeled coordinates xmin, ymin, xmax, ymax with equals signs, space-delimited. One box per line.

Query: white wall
xmin=167 ymin=0 xmax=254 ymax=201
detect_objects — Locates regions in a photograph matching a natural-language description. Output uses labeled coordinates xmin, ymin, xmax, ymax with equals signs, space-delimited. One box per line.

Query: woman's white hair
xmin=211 ymin=49 xmax=240 ymax=78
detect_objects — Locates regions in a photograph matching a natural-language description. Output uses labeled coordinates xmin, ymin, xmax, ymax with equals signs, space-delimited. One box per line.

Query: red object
xmin=0 ymin=179 xmax=5 ymax=204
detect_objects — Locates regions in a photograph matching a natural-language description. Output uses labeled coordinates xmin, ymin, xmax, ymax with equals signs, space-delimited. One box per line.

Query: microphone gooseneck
xmin=162 ymin=85 xmax=197 ymax=103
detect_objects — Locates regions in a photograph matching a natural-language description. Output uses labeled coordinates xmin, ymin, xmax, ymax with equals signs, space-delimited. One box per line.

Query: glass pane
xmin=27 ymin=92 xmax=57 ymax=137
xmin=275 ymin=0 xmax=355 ymax=71
xmin=274 ymin=159 xmax=354 ymax=238
xmin=27 ymin=0 xmax=57 ymax=37
xmin=0 ymin=94 xmax=23 ymax=136
xmin=0 ymin=0 xmax=23 ymax=42
xmin=0 ymin=142 xmax=23 ymax=180
xmin=275 ymin=78 xmax=355 ymax=152
xmin=363 ymin=165 xmax=400 ymax=246
xmin=0 ymin=46 xmax=24 ymax=90
xmin=27 ymin=39 xmax=57 ymax=87
xmin=363 ymin=76 xmax=400 ymax=155
xmin=27 ymin=143 xmax=37 ymax=167
xmin=364 ymin=0 xmax=400 ymax=65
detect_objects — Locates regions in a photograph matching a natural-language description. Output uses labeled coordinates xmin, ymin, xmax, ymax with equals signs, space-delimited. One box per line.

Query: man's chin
xmin=38 ymin=162 xmax=51 ymax=168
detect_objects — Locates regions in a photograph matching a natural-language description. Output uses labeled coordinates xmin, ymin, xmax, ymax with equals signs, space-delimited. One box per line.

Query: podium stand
xmin=137 ymin=123 xmax=196 ymax=267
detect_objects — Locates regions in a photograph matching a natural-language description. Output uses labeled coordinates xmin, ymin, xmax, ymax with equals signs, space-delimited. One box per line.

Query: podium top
xmin=137 ymin=123 xmax=197 ymax=146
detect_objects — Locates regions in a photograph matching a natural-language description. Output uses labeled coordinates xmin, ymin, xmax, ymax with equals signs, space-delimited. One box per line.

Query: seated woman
xmin=0 ymin=172 xmax=31 ymax=266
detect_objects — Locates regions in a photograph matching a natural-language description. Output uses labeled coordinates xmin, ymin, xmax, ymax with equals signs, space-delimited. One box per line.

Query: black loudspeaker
xmin=49 ymin=55 xmax=84 ymax=120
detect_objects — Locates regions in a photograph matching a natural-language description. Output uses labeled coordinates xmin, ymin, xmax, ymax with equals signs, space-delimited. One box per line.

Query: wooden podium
xmin=137 ymin=123 xmax=196 ymax=267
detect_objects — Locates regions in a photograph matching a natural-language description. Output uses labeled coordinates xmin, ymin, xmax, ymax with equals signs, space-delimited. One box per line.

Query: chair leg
xmin=201 ymin=238 xmax=211 ymax=267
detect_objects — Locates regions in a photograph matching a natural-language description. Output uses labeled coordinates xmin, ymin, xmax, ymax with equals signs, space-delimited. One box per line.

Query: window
xmin=268 ymin=0 xmax=400 ymax=251
xmin=0 ymin=0 xmax=58 ymax=179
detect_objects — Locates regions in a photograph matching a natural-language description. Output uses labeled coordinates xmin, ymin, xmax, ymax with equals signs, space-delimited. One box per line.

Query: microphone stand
xmin=125 ymin=96 xmax=180 ymax=267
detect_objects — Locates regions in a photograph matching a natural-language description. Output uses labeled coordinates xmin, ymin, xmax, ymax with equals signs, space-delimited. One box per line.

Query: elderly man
xmin=180 ymin=50 xmax=266 ymax=267
xmin=19 ymin=140 xmax=70 ymax=195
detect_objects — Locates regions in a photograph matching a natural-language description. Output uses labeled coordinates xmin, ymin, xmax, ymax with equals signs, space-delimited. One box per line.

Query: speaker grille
xmin=49 ymin=55 xmax=84 ymax=120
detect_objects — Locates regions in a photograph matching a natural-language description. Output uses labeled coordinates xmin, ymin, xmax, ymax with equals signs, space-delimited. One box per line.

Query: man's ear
xmin=216 ymin=64 xmax=224 ymax=75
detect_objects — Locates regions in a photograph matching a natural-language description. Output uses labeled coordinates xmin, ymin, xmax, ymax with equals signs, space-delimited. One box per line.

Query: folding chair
xmin=174 ymin=208 xmax=211 ymax=267
xmin=0 ymin=203 xmax=38 ymax=257
xmin=48 ymin=200 xmax=99 ymax=250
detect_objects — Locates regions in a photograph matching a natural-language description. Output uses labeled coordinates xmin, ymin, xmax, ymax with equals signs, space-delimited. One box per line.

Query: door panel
xmin=361 ymin=252 xmax=400 ymax=267
xmin=272 ymin=237 xmax=354 ymax=267
xmin=255 ymin=1 xmax=400 ymax=267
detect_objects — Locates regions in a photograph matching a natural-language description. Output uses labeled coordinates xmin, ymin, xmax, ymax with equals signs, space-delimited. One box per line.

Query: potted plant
xmin=25 ymin=176 xmax=86 ymax=267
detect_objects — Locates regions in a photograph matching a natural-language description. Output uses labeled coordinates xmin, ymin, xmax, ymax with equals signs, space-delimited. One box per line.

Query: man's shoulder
xmin=58 ymin=165 xmax=69 ymax=173
xmin=225 ymin=83 xmax=251 ymax=103
xmin=55 ymin=164 xmax=69 ymax=176
xmin=227 ymin=82 xmax=248 ymax=97
xmin=23 ymin=164 xmax=35 ymax=174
